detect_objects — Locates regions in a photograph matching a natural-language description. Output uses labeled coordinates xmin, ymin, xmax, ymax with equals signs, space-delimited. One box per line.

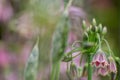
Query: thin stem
xmin=72 ymin=41 xmax=82 ymax=48
xmin=88 ymin=54 xmax=92 ymax=80
xmin=65 ymin=47 xmax=82 ymax=56
xmin=64 ymin=0 xmax=73 ymax=15
xmin=65 ymin=0 xmax=73 ymax=10
xmin=97 ymin=33 xmax=101 ymax=49
xmin=103 ymin=39 xmax=113 ymax=55
xmin=72 ymin=52 xmax=81 ymax=58
xmin=51 ymin=63 xmax=57 ymax=80
xmin=55 ymin=62 xmax=60 ymax=80
xmin=51 ymin=62 xmax=60 ymax=80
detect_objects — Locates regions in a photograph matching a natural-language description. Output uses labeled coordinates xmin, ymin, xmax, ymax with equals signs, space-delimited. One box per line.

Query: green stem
xmin=103 ymin=39 xmax=113 ymax=56
xmin=51 ymin=62 xmax=60 ymax=80
xmin=97 ymin=33 xmax=101 ymax=49
xmin=88 ymin=54 xmax=92 ymax=80
xmin=55 ymin=62 xmax=60 ymax=80
xmin=51 ymin=63 xmax=56 ymax=80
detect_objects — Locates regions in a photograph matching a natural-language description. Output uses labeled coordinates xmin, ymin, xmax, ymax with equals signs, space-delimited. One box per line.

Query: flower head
xmin=92 ymin=49 xmax=108 ymax=68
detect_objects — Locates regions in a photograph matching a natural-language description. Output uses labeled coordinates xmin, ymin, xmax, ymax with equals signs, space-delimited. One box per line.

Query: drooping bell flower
xmin=97 ymin=66 xmax=109 ymax=76
xmin=108 ymin=56 xmax=117 ymax=73
xmin=92 ymin=49 xmax=108 ymax=68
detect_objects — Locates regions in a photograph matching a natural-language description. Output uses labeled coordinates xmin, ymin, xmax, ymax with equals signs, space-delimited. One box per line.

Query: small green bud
xmin=86 ymin=27 xmax=90 ymax=32
xmin=95 ymin=26 xmax=98 ymax=32
xmin=83 ymin=32 xmax=89 ymax=41
xmin=77 ymin=67 xmax=83 ymax=77
xmin=82 ymin=20 xmax=86 ymax=30
xmin=102 ymin=27 xmax=107 ymax=35
xmin=89 ymin=25 xmax=92 ymax=30
xmin=92 ymin=18 xmax=97 ymax=26
xmin=86 ymin=27 xmax=91 ymax=34
xmin=98 ymin=24 xmax=102 ymax=33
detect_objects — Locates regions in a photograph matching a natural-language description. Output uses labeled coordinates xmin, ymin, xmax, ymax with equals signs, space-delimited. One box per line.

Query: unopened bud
xmin=89 ymin=25 xmax=92 ymax=30
xmin=70 ymin=62 xmax=78 ymax=78
xmin=92 ymin=18 xmax=97 ymax=26
xmin=77 ymin=67 xmax=83 ymax=77
xmin=82 ymin=20 xmax=86 ymax=30
xmin=83 ymin=32 xmax=89 ymax=41
xmin=86 ymin=27 xmax=91 ymax=34
xmin=102 ymin=27 xmax=107 ymax=35
xmin=98 ymin=24 xmax=102 ymax=33
xmin=108 ymin=56 xmax=117 ymax=73
xmin=91 ymin=26 xmax=98 ymax=32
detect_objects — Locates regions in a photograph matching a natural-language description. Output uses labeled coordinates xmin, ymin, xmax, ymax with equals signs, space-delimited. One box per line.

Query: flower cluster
xmin=92 ymin=49 xmax=117 ymax=76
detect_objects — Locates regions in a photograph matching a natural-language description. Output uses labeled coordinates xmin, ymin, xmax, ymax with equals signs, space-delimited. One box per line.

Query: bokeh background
xmin=0 ymin=0 xmax=120 ymax=80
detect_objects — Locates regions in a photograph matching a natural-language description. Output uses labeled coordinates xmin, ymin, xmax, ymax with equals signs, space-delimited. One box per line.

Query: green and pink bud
xmin=108 ymin=56 xmax=117 ymax=73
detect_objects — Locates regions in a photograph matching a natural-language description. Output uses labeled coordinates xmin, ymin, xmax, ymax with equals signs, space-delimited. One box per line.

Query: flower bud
xmin=91 ymin=26 xmax=98 ymax=32
xmin=82 ymin=20 xmax=86 ymax=30
xmin=70 ymin=62 xmax=78 ymax=78
xmin=86 ymin=27 xmax=91 ymax=34
xmin=77 ymin=67 xmax=83 ymax=77
xmin=98 ymin=24 xmax=102 ymax=33
xmin=92 ymin=18 xmax=97 ymax=26
xmin=102 ymin=27 xmax=107 ymax=35
xmin=108 ymin=56 xmax=117 ymax=73
xmin=83 ymin=32 xmax=89 ymax=41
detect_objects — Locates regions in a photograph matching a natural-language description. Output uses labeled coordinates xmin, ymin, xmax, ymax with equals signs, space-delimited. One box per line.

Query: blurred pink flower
xmin=0 ymin=1 xmax=13 ymax=22
xmin=68 ymin=31 xmax=77 ymax=45
xmin=0 ymin=47 xmax=9 ymax=67
xmin=69 ymin=6 xmax=87 ymax=18
xmin=6 ymin=72 xmax=18 ymax=80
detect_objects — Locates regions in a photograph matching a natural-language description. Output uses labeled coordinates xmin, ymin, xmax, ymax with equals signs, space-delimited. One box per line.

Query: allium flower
xmin=108 ymin=56 xmax=117 ymax=73
xmin=92 ymin=49 xmax=108 ymax=68
xmin=97 ymin=66 xmax=109 ymax=76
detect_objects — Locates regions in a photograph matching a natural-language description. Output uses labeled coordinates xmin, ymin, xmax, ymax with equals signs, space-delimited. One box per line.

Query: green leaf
xmin=24 ymin=38 xmax=39 ymax=80
xmin=51 ymin=14 xmax=70 ymax=63
xmin=50 ymin=14 xmax=70 ymax=80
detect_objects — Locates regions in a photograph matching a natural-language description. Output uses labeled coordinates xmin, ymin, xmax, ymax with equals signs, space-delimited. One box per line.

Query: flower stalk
xmin=88 ymin=54 xmax=92 ymax=80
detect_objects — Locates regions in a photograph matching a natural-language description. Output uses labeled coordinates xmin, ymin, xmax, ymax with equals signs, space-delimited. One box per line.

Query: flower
xmin=97 ymin=66 xmax=109 ymax=76
xmin=108 ymin=56 xmax=117 ymax=73
xmin=92 ymin=49 xmax=108 ymax=68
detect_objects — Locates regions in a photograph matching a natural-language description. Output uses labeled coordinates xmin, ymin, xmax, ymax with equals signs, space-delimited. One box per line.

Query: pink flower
xmin=108 ymin=56 xmax=117 ymax=73
xmin=97 ymin=66 xmax=109 ymax=76
xmin=0 ymin=1 xmax=13 ymax=22
xmin=92 ymin=49 xmax=108 ymax=68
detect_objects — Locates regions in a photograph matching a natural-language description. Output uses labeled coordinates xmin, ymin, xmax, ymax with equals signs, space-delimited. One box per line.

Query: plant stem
xmin=51 ymin=61 xmax=60 ymax=80
xmin=88 ymin=54 xmax=92 ymax=80
xmin=55 ymin=61 xmax=60 ymax=80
